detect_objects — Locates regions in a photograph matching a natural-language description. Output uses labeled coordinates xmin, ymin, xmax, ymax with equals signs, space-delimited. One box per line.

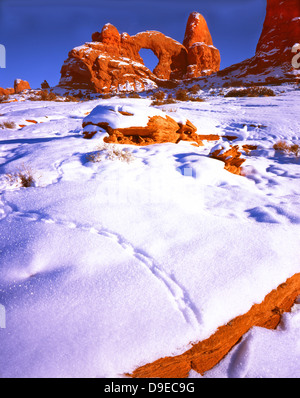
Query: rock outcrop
xmin=256 ymin=0 xmax=299 ymax=67
xmin=0 ymin=87 xmax=15 ymax=96
xmin=209 ymin=143 xmax=246 ymax=175
xmin=14 ymin=79 xmax=31 ymax=93
xmin=59 ymin=13 xmax=220 ymax=93
xmin=183 ymin=12 xmax=221 ymax=79
xmin=129 ymin=273 xmax=300 ymax=378
xmin=0 ymin=79 xmax=31 ymax=97
xmin=82 ymin=104 xmax=204 ymax=146
xmin=216 ymin=0 xmax=300 ymax=84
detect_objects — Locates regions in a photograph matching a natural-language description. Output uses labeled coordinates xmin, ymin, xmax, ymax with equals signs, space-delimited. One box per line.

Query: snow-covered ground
xmin=0 ymin=85 xmax=299 ymax=378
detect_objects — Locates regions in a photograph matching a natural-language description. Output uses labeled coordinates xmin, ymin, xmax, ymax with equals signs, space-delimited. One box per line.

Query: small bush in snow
xmin=128 ymin=92 xmax=141 ymax=99
xmin=101 ymin=93 xmax=112 ymax=99
xmin=28 ymin=90 xmax=80 ymax=102
xmin=0 ymin=121 xmax=17 ymax=129
xmin=0 ymin=95 xmax=9 ymax=103
xmin=175 ymin=88 xmax=205 ymax=102
xmin=165 ymin=93 xmax=177 ymax=104
xmin=230 ymin=80 xmax=243 ymax=88
xmin=64 ymin=95 xmax=80 ymax=102
xmin=225 ymin=86 xmax=276 ymax=98
xmin=176 ymin=89 xmax=189 ymax=101
xmin=273 ymin=141 xmax=300 ymax=157
xmin=5 ymin=165 xmax=36 ymax=188
xmin=87 ymin=143 xmax=135 ymax=164
xmin=152 ymin=90 xmax=165 ymax=101
xmin=151 ymin=93 xmax=176 ymax=106
xmin=189 ymin=97 xmax=205 ymax=102
xmin=188 ymin=84 xmax=200 ymax=94
xmin=40 ymin=90 xmax=57 ymax=101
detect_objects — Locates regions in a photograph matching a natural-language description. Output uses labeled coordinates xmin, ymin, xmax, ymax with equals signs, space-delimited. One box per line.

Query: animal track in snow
xmin=1 ymin=199 xmax=201 ymax=330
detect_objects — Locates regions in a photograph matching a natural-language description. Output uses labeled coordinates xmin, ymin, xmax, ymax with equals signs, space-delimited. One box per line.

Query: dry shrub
xmin=225 ymin=86 xmax=276 ymax=98
xmin=229 ymin=80 xmax=243 ymax=88
xmin=5 ymin=165 xmax=36 ymax=188
xmin=151 ymin=93 xmax=176 ymax=106
xmin=152 ymin=91 xmax=165 ymax=101
xmin=28 ymin=90 xmax=57 ymax=101
xmin=64 ymin=95 xmax=79 ymax=102
xmin=188 ymin=84 xmax=200 ymax=94
xmin=28 ymin=90 xmax=79 ymax=102
xmin=0 ymin=121 xmax=17 ymax=129
xmin=273 ymin=141 xmax=300 ymax=157
xmin=101 ymin=93 xmax=112 ymax=99
xmin=87 ymin=143 xmax=135 ymax=164
xmin=40 ymin=90 xmax=57 ymax=101
xmin=165 ymin=94 xmax=177 ymax=104
xmin=0 ymin=95 xmax=9 ymax=103
xmin=176 ymin=89 xmax=189 ymax=101
xmin=128 ymin=92 xmax=141 ymax=99
xmin=175 ymin=88 xmax=205 ymax=102
xmin=189 ymin=97 xmax=205 ymax=102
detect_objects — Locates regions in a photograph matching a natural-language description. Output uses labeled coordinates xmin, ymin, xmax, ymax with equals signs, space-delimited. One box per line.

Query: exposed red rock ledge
xmin=83 ymin=113 xmax=204 ymax=146
xmin=59 ymin=12 xmax=220 ymax=93
xmin=129 ymin=273 xmax=300 ymax=378
xmin=210 ymin=144 xmax=246 ymax=175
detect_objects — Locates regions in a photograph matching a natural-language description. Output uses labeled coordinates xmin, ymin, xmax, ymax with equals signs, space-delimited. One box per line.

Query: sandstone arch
xmin=59 ymin=13 xmax=221 ymax=93
xmin=131 ymin=31 xmax=188 ymax=80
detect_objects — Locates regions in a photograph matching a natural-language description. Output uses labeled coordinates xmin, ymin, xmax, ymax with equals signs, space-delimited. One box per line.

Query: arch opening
xmin=139 ymin=48 xmax=158 ymax=73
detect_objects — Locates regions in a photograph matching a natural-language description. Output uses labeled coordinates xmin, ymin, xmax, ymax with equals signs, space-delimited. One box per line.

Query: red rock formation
xmin=59 ymin=13 xmax=220 ymax=93
xmin=0 ymin=87 xmax=14 ymax=96
xmin=82 ymin=105 xmax=203 ymax=146
xmin=216 ymin=0 xmax=300 ymax=84
xmin=105 ymin=117 xmax=204 ymax=146
xmin=210 ymin=144 xmax=246 ymax=175
xmin=14 ymin=79 xmax=31 ymax=93
xmin=129 ymin=273 xmax=300 ymax=378
xmin=183 ymin=12 xmax=221 ymax=78
xmin=256 ymin=0 xmax=300 ymax=66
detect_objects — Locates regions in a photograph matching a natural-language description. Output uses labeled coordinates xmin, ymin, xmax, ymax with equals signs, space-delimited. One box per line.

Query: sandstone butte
xmin=59 ymin=12 xmax=221 ymax=93
xmin=216 ymin=0 xmax=300 ymax=83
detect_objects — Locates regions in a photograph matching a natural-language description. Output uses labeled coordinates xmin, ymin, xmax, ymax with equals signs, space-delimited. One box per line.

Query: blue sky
xmin=0 ymin=0 xmax=266 ymax=89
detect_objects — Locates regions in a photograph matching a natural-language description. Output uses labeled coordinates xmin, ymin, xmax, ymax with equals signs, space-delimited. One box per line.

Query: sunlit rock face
xmin=216 ymin=0 xmax=300 ymax=84
xmin=59 ymin=13 xmax=220 ymax=93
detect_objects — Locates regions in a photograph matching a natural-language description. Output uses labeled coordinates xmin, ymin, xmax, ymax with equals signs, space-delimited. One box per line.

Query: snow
xmin=190 ymin=298 xmax=300 ymax=378
xmin=0 ymin=87 xmax=299 ymax=378
xmin=83 ymin=103 xmax=168 ymax=129
xmin=190 ymin=42 xmax=217 ymax=50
